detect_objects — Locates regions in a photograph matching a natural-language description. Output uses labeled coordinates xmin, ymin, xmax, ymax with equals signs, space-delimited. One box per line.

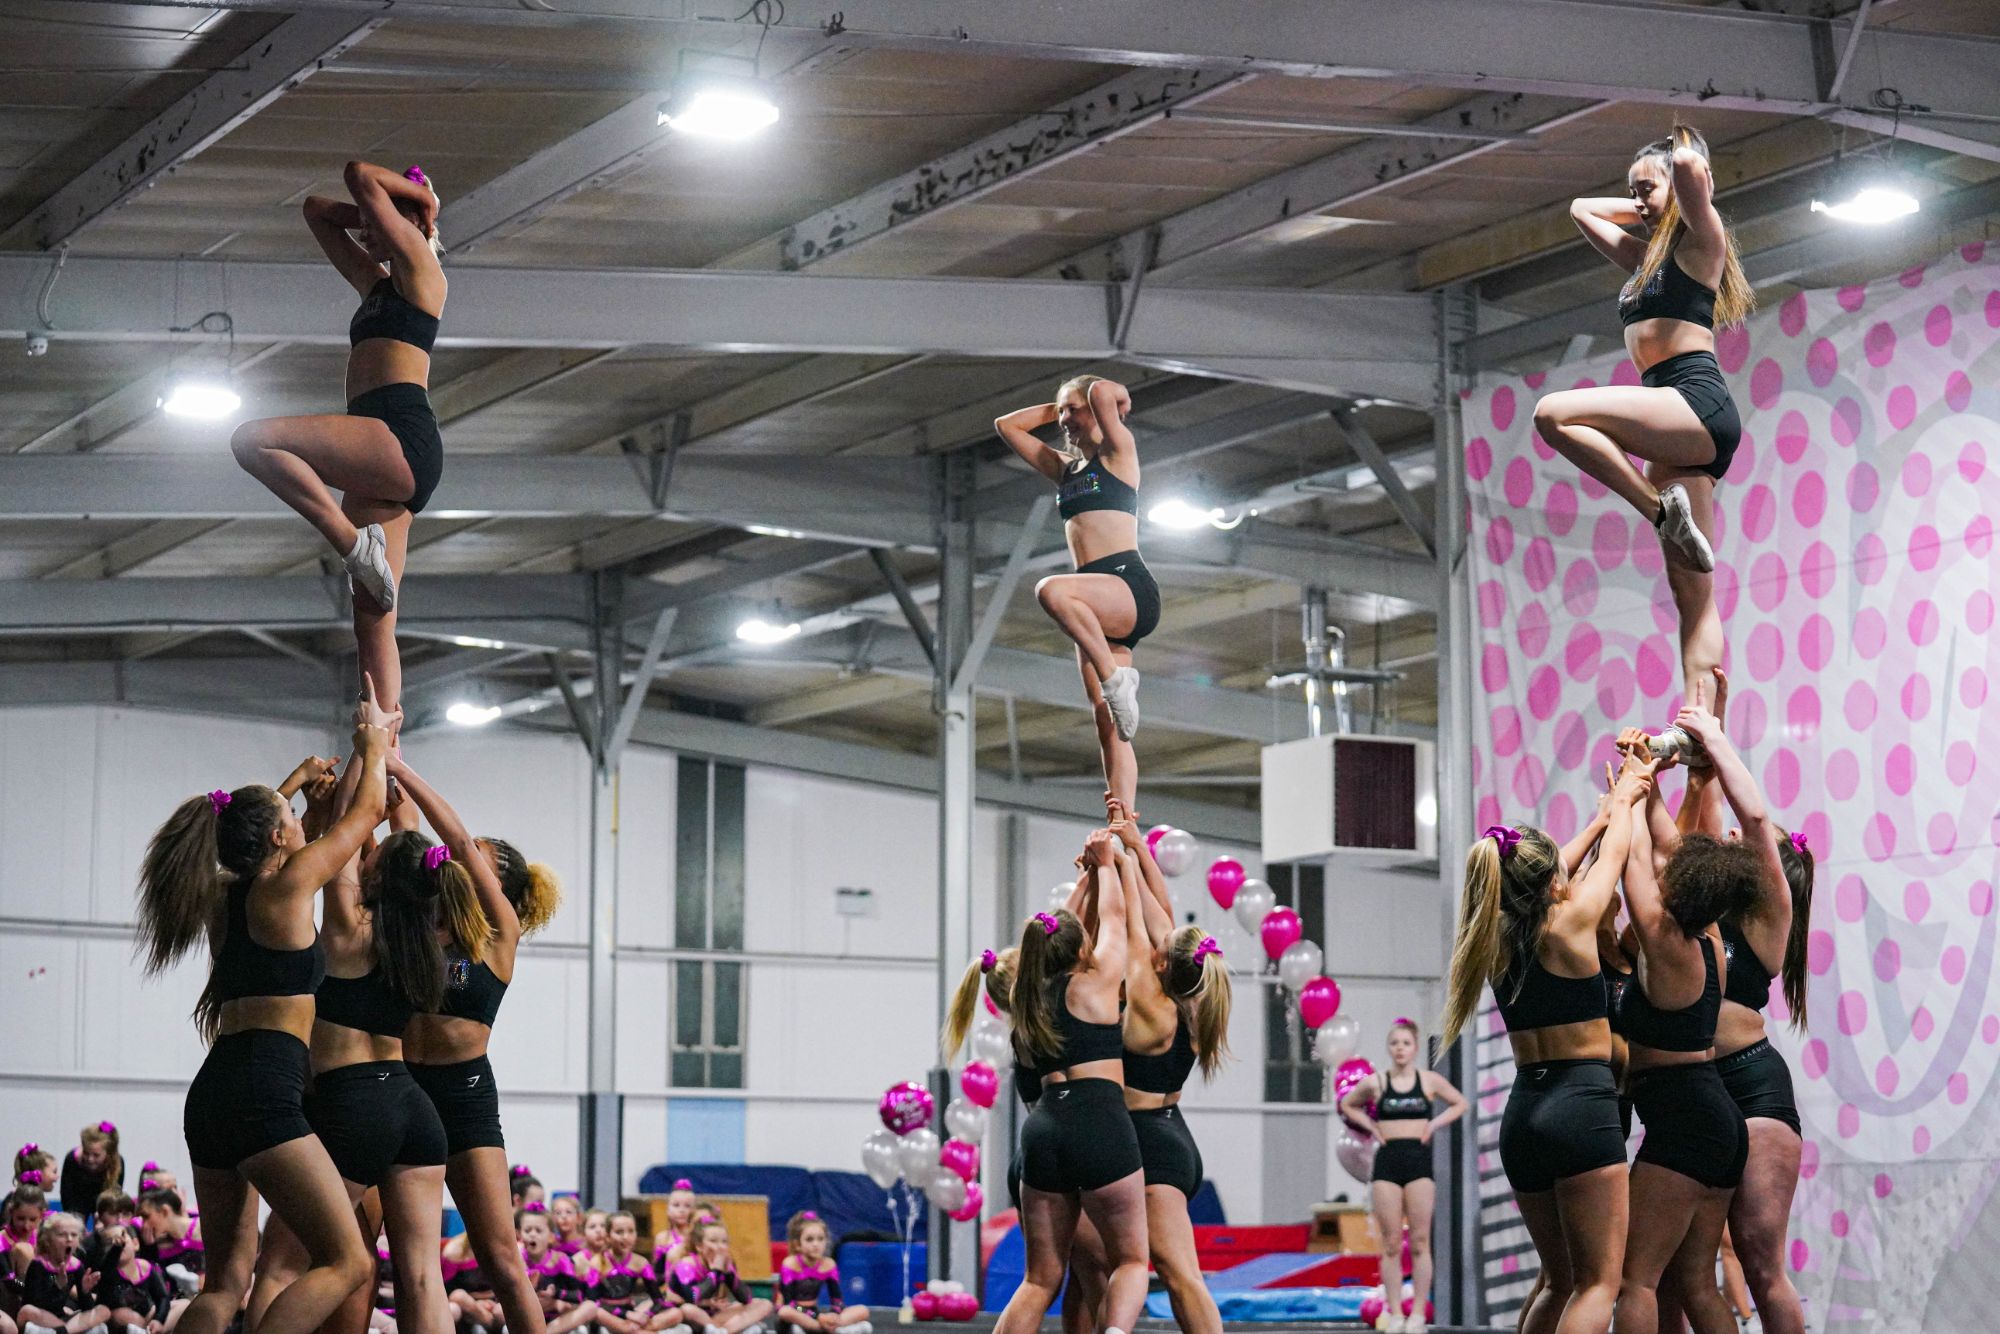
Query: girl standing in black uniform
xmin=135 ymin=697 xmax=390 ymax=1334
xmin=996 ymin=377 xmax=1159 ymax=812
xmin=1339 ymin=1021 xmax=1467 ymax=1334
xmin=397 ymin=758 xmax=561 ymax=1334
xmin=230 ymin=160 xmax=448 ymax=716
xmin=1534 ymin=126 xmax=1753 ymax=707
xmin=1611 ymin=711 xmax=1760 ymax=1334
xmin=991 ymin=831 xmax=1147 ymax=1334
xmin=1439 ymin=751 xmax=1654 ymax=1334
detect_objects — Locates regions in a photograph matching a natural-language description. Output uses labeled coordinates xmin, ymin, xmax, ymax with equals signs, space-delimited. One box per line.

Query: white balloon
xmin=1232 ymin=880 xmax=1276 ymax=935
xmin=1155 ymin=829 xmax=1200 ymax=877
xmin=1314 ymin=1013 xmax=1362 ymax=1067
xmin=861 ymin=1129 xmax=902 ymax=1190
xmin=897 ymin=1129 xmax=941 ymax=1187
xmin=1334 ymin=1129 xmax=1376 ymax=1183
xmin=924 ymin=1172 xmax=967 ymax=1213
xmin=972 ymin=1023 xmax=1013 ymax=1068
xmin=1049 ymin=883 xmax=1076 ymax=911
xmin=1277 ymin=939 xmax=1324 ymax=993
xmin=944 ymin=1096 xmax=989 ymax=1142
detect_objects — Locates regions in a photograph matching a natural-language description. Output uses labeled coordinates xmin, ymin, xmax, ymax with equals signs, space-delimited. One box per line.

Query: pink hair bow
xmin=97 ymin=1121 xmax=116 ymax=1136
xmin=1192 ymin=936 xmax=1221 ymax=964
xmin=404 ymin=165 xmax=430 ymax=187
xmin=510 ymin=1163 xmax=533 ymax=1179
xmin=19 ymin=1142 xmax=38 ymax=1156
xmin=424 ymin=844 xmax=453 ymax=871
xmin=1034 ymin=912 xmax=1060 ymax=936
xmin=979 ymin=949 xmax=997 ymax=973
xmin=673 ymin=1179 xmax=694 ymax=1192
xmin=523 ymin=1201 xmax=547 ymax=1214
xmin=142 ymin=1161 xmax=160 ymax=1173
xmin=1789 ymin=831 xmax=1809 ymax=855
xmin=799 ymin=1211 xmax=819 ymax=1222
xmin=20 ymin=1170 xmax=43 ymax=1186
xmin=207 ymin=790 xmax=232 ymax=813
xmin=1482 ymin=825 xmax=1521 ymax=861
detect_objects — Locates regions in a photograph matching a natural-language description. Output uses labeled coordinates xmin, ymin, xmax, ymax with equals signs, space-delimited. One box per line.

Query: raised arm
xmin=1086 ymin=379 xmax=1138 ymax=462
xmin=1109 ymin=801 xmax=1174 ymax=952
xmin=1569 ymin=196 xmax=1646 ymax=271
xmin=1668 ymin=128 xmax=1725 ymax=252
xmin=387 ymin=754 xmax=519 ymax=948
xmin=277 ymin=754 xmax=337 ymax=802
xmin=343 ymin=160 xmax=444 ymax=295
xmin=1621 ymin=799 xmax=1677 ymax=957
xmin=1674 ymin=703 xmax=1787 ymax=914
xmin=1080 ymin=837 xmax=1129 ymax=985
xmin=1569 ymin=754 xmax=1652 ymax=924
xmin=1558 ymin=786 xmax=1612 ymax=878
xmin=993 ymin=403 xmax=1069 ymax=482
xmin=270 ymin=718 xmax=389 ymax=905
xmin=302 ymin=195 xmax=382 ymax=297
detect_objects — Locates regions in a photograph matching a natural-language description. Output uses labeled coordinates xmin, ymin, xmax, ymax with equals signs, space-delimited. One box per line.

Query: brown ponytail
xmin=1629 ymin=127 xmax=1754 ymax=329
xmin=1010 ymin=911 xmax=1085 ymax=1065
xmin=367 ymin=831 xmax=458 ymax=1011
xmin=1776 ymin=830 xmax=1816 ymax=1032
xmin=138 ymin=786 xmax=284 ymax=1041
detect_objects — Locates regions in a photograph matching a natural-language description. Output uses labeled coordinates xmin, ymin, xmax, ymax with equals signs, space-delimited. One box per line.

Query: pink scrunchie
xmin=424 ymin=844 xmax=453 ymax=871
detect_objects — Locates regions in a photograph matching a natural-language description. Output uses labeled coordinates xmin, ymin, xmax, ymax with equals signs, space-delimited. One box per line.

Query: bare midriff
xmin=1041 ymin=1058 xmax=1127 ymax=1087
xmin=1508 ymin=1017 xmax=1613 ymax=1068
xmin=404 ymin=1012 xmax=491 ymax=1065
xmin=1122 ymin=1083 xmax=1179 ymax=1112
xmin=312 ymin=1022 xmax=405 ymax=1074
xmin=1624 ymin=316 xmax=1714 ymax=376
xmin=219 ymin=995 xmax=316 ymax=1045
xmin=1714 ymin=999 xmax=1767 ymax=1061
xmin=1066 ymin=510 xmax=1140 ymax=568
xmin=345 ymin=338 xmax=431 ymax=403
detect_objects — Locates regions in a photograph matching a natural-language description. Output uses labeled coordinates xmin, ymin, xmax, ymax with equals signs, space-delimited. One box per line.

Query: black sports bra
xmin=316 ymin=967 xmax=414 ymax=1039
xmin=1718 ymin=919 xmax=1775 ymax=1013
xmin=1494 ymin=951 xmax=1607 ymax=1033
xmin=1375 ymin=1070 xmax=1431 ymax=1121
xmin=1618 ymin=254 xmax=1716 ymax=329
xmin=435 ymin=955 xmax=507 ymax=1027
xmin=214 ymin=883 xmax=326 ymax=1004
xmin=1057 ymin=455 xmax=1138 ymax=520
xmin=350 ymin=277 xmax=439 ymax=353
xmin=1617 ymin=936 xmax=1722 ymax=1052
xmin=1124 ymin=1021 xmax=1197 ymax=1096
xmin=1021 ymin=975 xmax=1125 ymax=1072
xmin=1602 ymin=959 xmax=1635 ymax=1038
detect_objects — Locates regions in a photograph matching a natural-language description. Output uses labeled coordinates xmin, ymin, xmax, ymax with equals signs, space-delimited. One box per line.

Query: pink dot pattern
xmin=1465 ymin=247 xmax=2000 ymax=1325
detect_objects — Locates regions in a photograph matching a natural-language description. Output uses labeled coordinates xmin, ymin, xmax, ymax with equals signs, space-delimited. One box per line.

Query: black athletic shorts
xmin=1716 ymin=1038 xmax=1801 ymax=1135
xmin=1131 ymin=1104 xmax=1203 ymax=1198
xmin=348 ymin=383 xmax=444 ymax=513
xmin=1498 ymin=1059 xmax=1628 ymax=1194
xmin=1373 ymin=1138 xmax=1433 ymax=1188
xmin=1630 ymin=1061 xmax=1749 ymax=1189
xmin=1077 ymin=549 xmax=1161 ymax=650
xmin=1642 ymin=350 xmax=1739 ymax=482
xmin=1019 ymin=1078 xmax=1142 ymax=1194
xmin=409 ymin=1054 xmax=506 ymax=1157
xmin=307 ymin=1061 xmax=449 ymax=1187
xmin=184 ymin=1029 xmax=314 ymax=1170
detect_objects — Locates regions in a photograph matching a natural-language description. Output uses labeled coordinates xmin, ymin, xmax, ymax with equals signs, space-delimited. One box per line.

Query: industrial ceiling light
xmin=1810 ymin=181 xmax=1920 ymax=224
xmin=160 ymin=374 xmax=241 ymax=420
xmin=658 ymin=69 xmax=779 ymax=140
xmin=736 ymin=615 xmax=802 ymax=645
xmin=445 ymin=700 xmax=503 ymax=727
xmin=1147 ymin=497 xmax=1244 ymax=532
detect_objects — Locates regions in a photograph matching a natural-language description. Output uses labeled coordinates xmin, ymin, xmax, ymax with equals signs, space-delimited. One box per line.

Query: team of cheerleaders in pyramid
xmin=123 ymin=111 xmax=1800 ymax=1334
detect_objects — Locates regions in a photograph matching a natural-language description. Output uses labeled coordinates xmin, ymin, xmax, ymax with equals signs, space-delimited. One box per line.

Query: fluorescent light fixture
xmin=1148 ymin=497 xmax=1226 ymax=531
xmin=445 ymin=701 xmax=502 ymax=727
xmin=736 ymin=616 xmax=801 ymax=645
xmin=658 ymin=74 xmax=779 ymax=140
xmin=160 ymin=376 xmax=241 ymax=420
xmin=1810 ymin=184 xmax=1919 ymax=224
xmin=450 ymin=635 xmax=509 ymax=650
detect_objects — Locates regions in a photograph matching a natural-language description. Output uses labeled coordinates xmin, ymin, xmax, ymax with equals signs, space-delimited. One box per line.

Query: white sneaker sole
xmin=1655 ymin=484 xmax=1715 ymax=572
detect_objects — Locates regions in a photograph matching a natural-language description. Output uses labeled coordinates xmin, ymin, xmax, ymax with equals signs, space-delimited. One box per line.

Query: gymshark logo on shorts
xmin=1056 ymin=1087 xmax=1071 ymax=1100
xmin=465 ymin=1072 xmax=483 ymax=1088
xmin=376 ymin=1070 xmax=391 ymax=1081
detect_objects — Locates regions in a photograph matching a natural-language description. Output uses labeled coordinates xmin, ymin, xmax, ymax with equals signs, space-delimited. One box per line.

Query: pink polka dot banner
xmin=1466 ymin=244 xmax=2000 ymax=1331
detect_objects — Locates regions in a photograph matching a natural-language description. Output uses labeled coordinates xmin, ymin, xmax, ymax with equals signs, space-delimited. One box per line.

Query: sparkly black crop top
xmin=350 ymin=277 xmax=439 ymax=353
xmin=1618 ymin=254 xmax=1716 ymax=329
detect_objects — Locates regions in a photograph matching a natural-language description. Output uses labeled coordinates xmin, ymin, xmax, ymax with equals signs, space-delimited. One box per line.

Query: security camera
xmin=25 ymin=333 xmax=48 ymax=357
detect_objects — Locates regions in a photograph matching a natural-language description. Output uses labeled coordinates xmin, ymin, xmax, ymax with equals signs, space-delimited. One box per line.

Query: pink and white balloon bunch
xmin=860 ymin=1067 xmax=999 ymax=1223
xmin=1204 ymin=855 xmax=1360 ymax=1081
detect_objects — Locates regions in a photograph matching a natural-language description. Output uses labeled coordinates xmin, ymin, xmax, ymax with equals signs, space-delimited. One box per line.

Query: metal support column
xmin=931 ymin=450 xmax=979 ymax=1285
xmin=1432 ymin=287 xmax=1481 ymax=1328
xmin=994 ymin=810 xmax=1030 ymax=1246
xmin=582 ymin=571 xmax=624 ymax=1205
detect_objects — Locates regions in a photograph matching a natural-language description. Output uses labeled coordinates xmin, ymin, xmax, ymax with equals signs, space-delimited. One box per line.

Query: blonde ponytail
xmin=1440 ymin=840 xmax=1505 ymax=1050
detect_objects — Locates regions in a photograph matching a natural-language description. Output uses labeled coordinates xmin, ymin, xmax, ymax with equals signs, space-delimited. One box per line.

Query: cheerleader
xmin=398 ymin=754 xmax=563 ymax=1334
xmin=650 ymin=1184 xmax=698 ymax=1269
xmin=548 ymin=1199 xmax=585 ymax=1258
xmin=14 ymin=1148 xmax=55 ymax=1195
xmin=571 ymin=1211 xmax=610 ymax=1283
xmin=58 ymin=1130 xmax=123 ymax=1229
xmin=130 ymin=1193 xmax=200 ymax=1287
xmin=774 ymin=1213 xmax=867 ymax=1334
xmin=1339 ymin=1021 xmax=1467 ymax=1334
xmin=517 ymin=1209 xmax=598 ymax=1334
xmin=509 ymin=1172 xmax=544 ymax=1213
xmin=77 ymin=1196 xmax=134 ymax=1278
xmin=667 ymin=1221 xmax=770 ymax=1334
xmin=589 ymin=1212 xmax=680 ymax=1334
xmin=442 ymin=1230 xmax=500 ymax=1333
xmin=17 ymin=1215 xmax=110 ymax=1334
xmin=86 ymin=1226 xmax=171 ymax=1334
xmin=136 ymin=690 xmax=392 ymax=1334
xmin=6 ymin=1181 xmax=48 ymax=1279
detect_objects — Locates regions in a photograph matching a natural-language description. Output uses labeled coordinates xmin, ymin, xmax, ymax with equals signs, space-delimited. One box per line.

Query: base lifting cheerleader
xmin=996 ymin=377 xmax=1159 ymax=812
xmin=1440 ymin=751 xmax=1654 ymax=1334
xmin=397 ymin=756 xmax=562 ymax=1334
xmin=992 ymin=832 xmax=1147 ymax=1334
xmin=1535 ymin=126 xmax=1753 ymax=706
xmin=136 ymin=689 xmax=395 ymax=1334
xmin=1340 ymin=1021 xmax=1467 ymax=1334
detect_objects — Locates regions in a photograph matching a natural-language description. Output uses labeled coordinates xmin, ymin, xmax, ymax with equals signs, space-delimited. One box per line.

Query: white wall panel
xmin=489 ymin=953 xmax=589 ymax=1094
xmin=0 ymin=1081 xmax=191 ymax=1197
xmin=621 ymin=1097 xmax=669 ymax=1195
xmin=0 ymin=708 xmax=99 ymax=923
xmin=0 ymin=933 xmax=83 ymax=1074
xmin=743 ymin=1098 xmax=882 ymax=1175
xmin=615 ymin=749 xmax=676 ymax=951
xmin=614 ymin=957 xmax=670 ymax=1094
xmin=80 ymin=936 xmax=208 ymax=1080
xmin=746 ymin=961 xmax=935 ymax=1099
xmin=496 ymin=1092 xmax=581 ymax=1193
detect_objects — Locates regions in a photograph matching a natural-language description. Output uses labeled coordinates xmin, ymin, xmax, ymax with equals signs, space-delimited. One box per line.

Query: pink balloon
xmin=879 ymin=1081 xmax=935 ymax=1136
xmin=912 ymin=1292 xmax=940 ymax=1321
xmin=1206 ymin=857 xmax=1245 ymax=909
xmin=946 ymin=1183 xmax=983 ymax=1225
xmin=1299 ymin=976 xmax=1341 ymax=1029
xmin=1359 ymin=1295 xmax=1385 ymax=1325
xmin=1146 ymin=824 xmax=1173 ymax=855
xmin=960 ymin=1061 xmax=999 ymax=1109
xmin=938 ymin=1138 xmax=980 ymax=1183
xmin=1260 ymin=906 xmax=1303 ymax=961
xmin=1403 ymin=1299 xmax=1435 ymax=1320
